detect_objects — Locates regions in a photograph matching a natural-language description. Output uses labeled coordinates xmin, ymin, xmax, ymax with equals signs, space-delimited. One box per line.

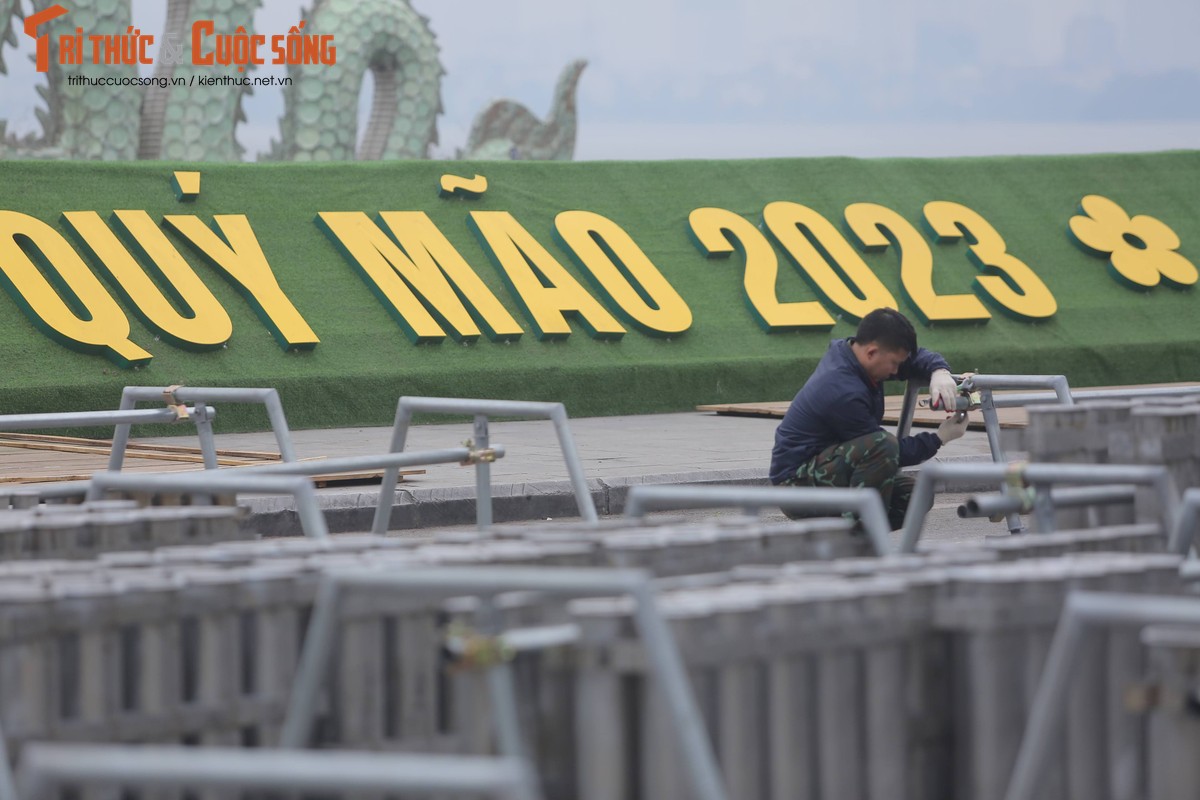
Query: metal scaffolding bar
xmin=16 ymin=744 xmax=536 ymax=799
xmin=229 ymin=445 xmax=506 ymax=530
xmin=1168 ymin=487 xmax=1200 ymax=556
xmin=371 ymin=397 xmax=597 ymax=534
xmin=279 ymin=566 xmax=728 ymax=800
xmin=899 ymin=462 xmax=1177 ymax=553
xmin=957 ymin=484 xmax=1139 ymax=519
xmin=1004 ymin=591 xmax=1200 ymax=800
xmin=956 ymin=375 xmax=1072 ymax=532
xmin=85 ymin=472 xmax=331 ymax=540
xmin=896 ymin=379 xmax=921 ymax=439
xmin=0 ymin=406 xmax=215 ymax=496
xmin=990 ymin=384 xmax=1200 ymax=408
xmin=109 ymin=386 xmax=298 ymax=471
xmin=622 ymin=483 xmax=893 ymax=556
xmin=0 ymin=405 xmax=212 ymax=431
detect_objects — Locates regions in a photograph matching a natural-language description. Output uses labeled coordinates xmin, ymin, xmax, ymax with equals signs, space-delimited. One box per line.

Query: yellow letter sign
xmin=842 ymin=203 xmax=991 ymax=326
xmin=762 ymin=201 xmax=898 ymax=322
xmin=0 ymin=211 xmax=152 ymax=367
xmin=165 ymin=214 xmax=320 ymax=350
xmin=923 ymin=201 xmax=1057 ymax=321
xmin=555 ymin=211 xmax=691 ymax=337
xmin=317 ymin=211 xmax=523 ymax=343
xmin=62 ymin=210 xmax=234 ymax=350
xmin=688 ymin=207 xmax=835 ymax=332
xmin=469 ymin=211 xmax=625 ymax=341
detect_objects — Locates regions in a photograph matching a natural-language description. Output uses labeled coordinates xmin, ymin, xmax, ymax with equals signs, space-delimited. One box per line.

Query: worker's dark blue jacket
xmin=769 ymin=338 xmax=950 ymax=484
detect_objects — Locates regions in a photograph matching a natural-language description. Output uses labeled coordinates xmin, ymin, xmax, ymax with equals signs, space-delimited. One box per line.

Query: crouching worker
xmin=769 ymin=308 xmax=969 ymax=530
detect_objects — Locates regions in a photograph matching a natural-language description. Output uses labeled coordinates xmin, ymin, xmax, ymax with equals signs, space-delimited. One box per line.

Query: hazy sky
xmin=1 ymin=0 xmax=1197 ymax=159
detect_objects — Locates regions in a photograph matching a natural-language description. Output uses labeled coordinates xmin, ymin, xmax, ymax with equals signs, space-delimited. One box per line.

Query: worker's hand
xmin=929 ymin=369 xmax=958 ymax=412
xmin=937 ymin=412 xmax=969 ymax=444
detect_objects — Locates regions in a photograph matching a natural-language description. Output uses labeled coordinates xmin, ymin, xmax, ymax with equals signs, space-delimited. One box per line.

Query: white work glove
xmin=937 ymin=412 xmax=969 ymax=444
xmin=929 ymin=369 xmax=958 ymax=412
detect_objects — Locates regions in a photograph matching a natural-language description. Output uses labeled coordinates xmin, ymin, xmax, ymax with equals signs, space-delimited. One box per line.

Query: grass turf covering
xmin=0 ymin=151 xmax=1198 ymax=434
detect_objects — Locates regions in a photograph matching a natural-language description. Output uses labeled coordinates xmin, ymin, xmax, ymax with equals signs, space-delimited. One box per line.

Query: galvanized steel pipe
xmin=16 ymin=744 xmax=536 ymax=799
xmin=110 ymin=386 xmax=298 ymax=468
xmin=372 ymin=397 xmax=597 ymax=534
xmin=623 ymin=484 xmax=893 ymax=555
xmin=900 ymin=462 xmax=1177 ymax=553
xmin=961 ymin=374 xmax=1074 ymax=404
xmin=280 ymin=566 xmax=729 ymax=800
xmin=85 ymin=472 xmax=330 ymax=540
xmin=1168 ymin=487 xmax=1200 ymax=555
xmin=957 ymin=484 xmax=1139 ymax=519
xmin=1004 ymin=591 xmax=1200 ymax=800
xmin=0 ymin=405 xmax=213 ymax=430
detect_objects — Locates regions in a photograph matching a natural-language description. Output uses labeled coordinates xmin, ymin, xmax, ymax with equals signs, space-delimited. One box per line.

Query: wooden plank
xmin=0 ymin=438 xmax=273 ymax=467
xmin=311 ymin=469 xmax=425 ymax=488
xmin=0 ymin=468 xmax=425 ymax=487
xmin=0 ymin=432 xmax=282 ymax=461
xmin=696 ymin=401 xmax=790 ymax=418
xmin=697 ymin=400 xmax=1017 ymax=429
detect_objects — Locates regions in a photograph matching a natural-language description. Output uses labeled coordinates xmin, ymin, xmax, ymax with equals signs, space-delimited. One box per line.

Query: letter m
xmin=316 ymin=211 xmax=522 ymax=343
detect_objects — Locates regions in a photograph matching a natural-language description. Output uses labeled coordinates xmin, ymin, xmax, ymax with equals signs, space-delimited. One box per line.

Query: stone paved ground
xmin=0 ymin=410 xmax=1021 ymax=540
xmin=131 ymin=411 xmax=1017 ymax=537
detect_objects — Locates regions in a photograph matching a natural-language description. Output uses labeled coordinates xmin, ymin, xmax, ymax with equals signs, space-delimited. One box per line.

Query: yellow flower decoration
xmin=1068 ymin=195 xmax=1198 ymax=290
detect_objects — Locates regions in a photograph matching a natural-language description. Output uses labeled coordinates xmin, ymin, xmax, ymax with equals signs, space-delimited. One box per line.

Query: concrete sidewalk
xmin=121 ymin=411 xmax=1008 ymax=533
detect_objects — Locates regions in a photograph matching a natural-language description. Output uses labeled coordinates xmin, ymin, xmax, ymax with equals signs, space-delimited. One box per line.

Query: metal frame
xmin=0 ymin=405 xmax=214 ymax=447
xmin=85 ymin=472 xmax=331 ymax=540
xmin=623 ymin=484 xmax=893 ymax=556
xmin=280 ymin=566 xmax=729 ymax=800
xmin=0 ymin=404 xmax=232 ymax=507
xmin=963 ymin=375 xmax=1073 ymax=478
xmin=960 ymin=374 xmax=1200 ymax=465
xmin=1005 ymin=591 xmax=1200 ymax=800
xmin=371 ymin=397 xmax=597 ymax=533
xmin=85 ymin=446 xmax=506 ymax=538
xmin=898 ymin=462 xmax=1178 ymax=553
xmin=108 ymin=386 xmax=298 ymax=471
xmin=222 ymin=445 xmax=505 ymax=529
xmin=16 ymin=744 xmax=536 ymax=800
xmin=912 ymin=374 xmax=1071 ymax=533
xmin=905 ymin=374 xmax=1200 ymax=534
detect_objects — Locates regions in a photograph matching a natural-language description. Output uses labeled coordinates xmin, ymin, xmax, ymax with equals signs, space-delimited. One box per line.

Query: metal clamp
xmin=446 ymin=623 xmax=516 ymax=671
xmin=162 ymin=384 xmax=189 ymax=421
xmin=997 ymin=462 xmax=1038 ymax=520
xmin=460 ymin=440 xmax=498 ymax=466
xmin=919 ymin=387 xmax=983 ymax=414
xmin=1005 ymin=461 xmax=1029 ymax=491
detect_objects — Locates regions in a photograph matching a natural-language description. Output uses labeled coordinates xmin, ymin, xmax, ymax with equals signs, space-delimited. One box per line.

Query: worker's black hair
xmin=854 ymin=308 xmax=916 ymax=354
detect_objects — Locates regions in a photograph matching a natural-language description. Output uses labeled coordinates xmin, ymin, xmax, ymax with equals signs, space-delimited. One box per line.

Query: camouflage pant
xmin=782 ymin=431 xmax=914 ymax=530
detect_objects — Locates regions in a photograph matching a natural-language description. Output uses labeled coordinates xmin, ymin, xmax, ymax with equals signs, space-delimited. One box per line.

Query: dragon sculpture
xmin=0 ymin=0 xmax=584 ymax=161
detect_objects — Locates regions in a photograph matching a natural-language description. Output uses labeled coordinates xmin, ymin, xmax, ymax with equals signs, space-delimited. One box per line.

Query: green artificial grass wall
xmin=0 ymin=151 xmax=1198 ymax=433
